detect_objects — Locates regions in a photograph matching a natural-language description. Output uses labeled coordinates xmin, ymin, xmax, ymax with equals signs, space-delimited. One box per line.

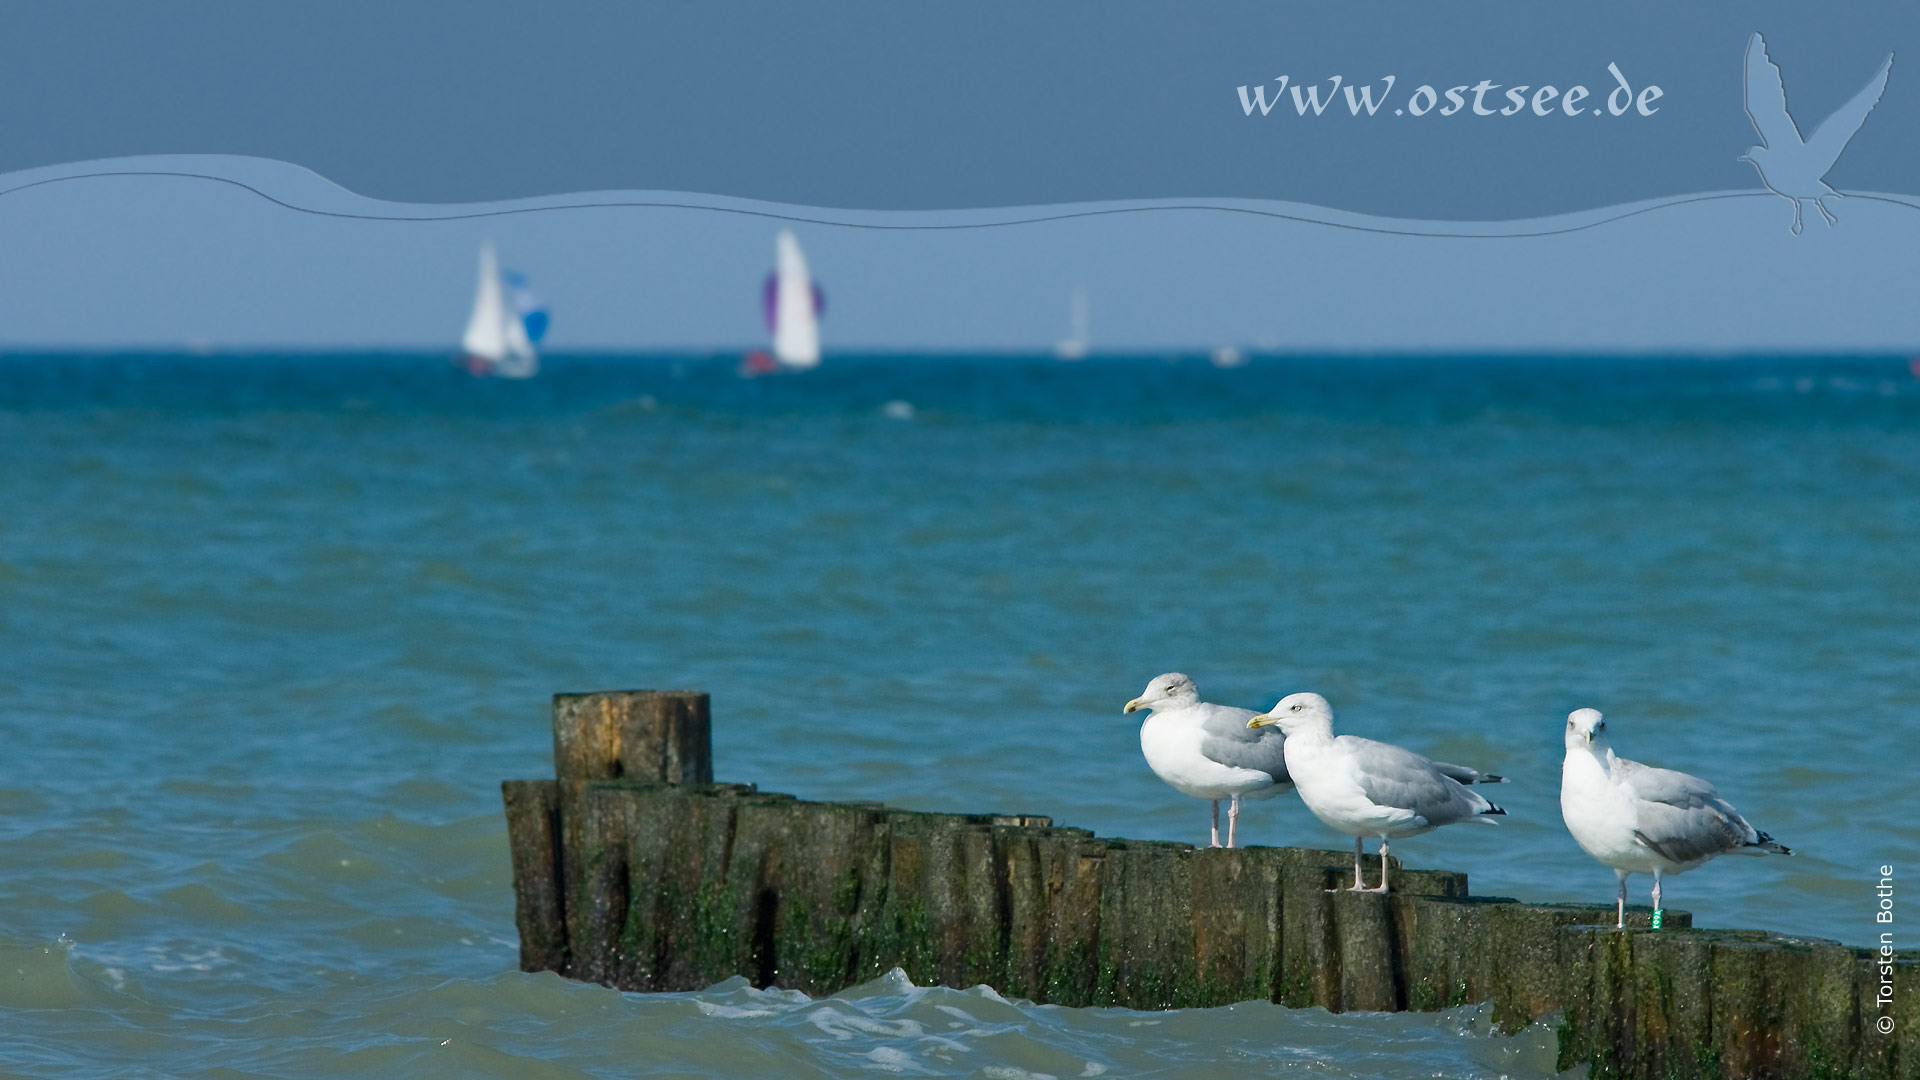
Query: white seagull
xmin=1123 ymin=673 xmax=1290 ymax=848
xmin=1560 ymin=708 xmax=1791 ymax=929
xmin=1740 ymin=31 xmax=1893 ymax=234
xmin=1248 ymin=692 xmax=1506 ymax=892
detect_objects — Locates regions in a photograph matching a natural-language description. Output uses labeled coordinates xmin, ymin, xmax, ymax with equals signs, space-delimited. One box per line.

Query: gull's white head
xmin=1123 ymin=672 xmax=1200 ymax=714
xmin=1565 ymin=708 xmax=1608 ymax=751
xmin=1247 ymin=691 xmax=1332 ymax=735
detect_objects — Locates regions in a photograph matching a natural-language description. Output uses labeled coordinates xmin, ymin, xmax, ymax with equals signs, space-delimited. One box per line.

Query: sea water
xmin=2 ymin=352 xmax=1914 ymax=1077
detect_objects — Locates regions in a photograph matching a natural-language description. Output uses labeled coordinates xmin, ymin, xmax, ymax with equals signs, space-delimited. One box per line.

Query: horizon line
xmin=4 ymin=346 xmax=1918 ymax=362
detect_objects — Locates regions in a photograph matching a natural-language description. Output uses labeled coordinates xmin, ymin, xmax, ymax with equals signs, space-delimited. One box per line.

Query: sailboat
xmin=459 ymin=242 xmax=547 ymax=379
xmin=743 ymin=230 xmax=824 ymax=375
xmin=1054 ymin=286 xmax=1089 ymax=361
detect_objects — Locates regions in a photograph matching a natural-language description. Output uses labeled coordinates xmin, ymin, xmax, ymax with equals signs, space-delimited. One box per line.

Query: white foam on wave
xmin=863 ymin=1045 xmax=930 ymax=1073
xmin=696 ymin=1001 xmax=779 ymax=1019
xmin=806 ymin=1005 xmax=926 ymax=1041
xmin=982 ymin=1067 xmax=1059 ymax=1080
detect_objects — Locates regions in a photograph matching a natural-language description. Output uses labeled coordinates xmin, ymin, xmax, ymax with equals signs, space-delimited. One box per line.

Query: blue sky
xmin=0 ymin=4 xmax=1915 ymax=350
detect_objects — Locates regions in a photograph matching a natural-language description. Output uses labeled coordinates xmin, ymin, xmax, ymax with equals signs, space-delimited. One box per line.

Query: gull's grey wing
xmin=1615 ymin=756 xmax=1764 ymax=866
xmin=1195 ymin=703 xmax=1291 ymax=783
xmin=1343 ymin=737 xmax=1496 ymax=825
xmin=1744 ymin=32 xmax=1804 ymax=150
xmin=1804 ymin=51 xmax=1893 ymax=171
xmin=1432 ymin=760 xmax=1504 ymax=785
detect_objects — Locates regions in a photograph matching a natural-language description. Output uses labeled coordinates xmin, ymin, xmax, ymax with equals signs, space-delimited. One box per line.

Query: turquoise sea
xmin=2 ymin=352 xmax=1915 ymax=1077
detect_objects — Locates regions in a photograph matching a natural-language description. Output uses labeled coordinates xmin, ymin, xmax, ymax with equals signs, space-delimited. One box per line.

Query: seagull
xmin=1123 ymin=673 xmax=1290 ymax=848
xmin=1740 ymin=31 xmax=1893 ymax=234
xmin=1248 ymin=692 xmax=1506 ymax=892
xmin=1560 ymin=708 xmax=1792 ymax=929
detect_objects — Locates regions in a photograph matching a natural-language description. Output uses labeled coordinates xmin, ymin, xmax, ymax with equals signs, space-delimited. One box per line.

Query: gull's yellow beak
xmin=1122 ymin=698 xmax=1144 ymax=714
xmin=1584 ymin=731 xmax=1592 ymax=744
xmin=1248 ymin=714 xmax=1276 ymax=729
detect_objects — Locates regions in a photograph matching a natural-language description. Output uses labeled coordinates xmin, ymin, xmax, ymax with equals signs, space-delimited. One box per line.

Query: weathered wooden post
xmin=505 ymin=690 xmax=712 ymax=977
xmin=551 ymin=690 xmax=712 ymax=784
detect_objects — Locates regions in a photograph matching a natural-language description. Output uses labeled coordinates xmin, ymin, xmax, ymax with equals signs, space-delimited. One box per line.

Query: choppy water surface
xmin=3 ymin=352 xmax=1917 ymax=1077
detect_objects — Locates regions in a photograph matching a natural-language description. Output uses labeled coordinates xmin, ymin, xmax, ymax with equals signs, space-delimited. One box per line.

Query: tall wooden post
xmin=551 ymin=690 xmax=712 ymax=784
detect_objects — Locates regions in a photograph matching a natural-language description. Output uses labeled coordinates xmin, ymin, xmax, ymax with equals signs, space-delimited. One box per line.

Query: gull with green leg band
xmin=1560 ymin=708 xmax=1790 ymax=929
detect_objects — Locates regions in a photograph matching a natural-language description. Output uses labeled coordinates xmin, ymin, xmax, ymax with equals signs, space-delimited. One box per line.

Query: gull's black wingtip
xmin=1482 ymin=802 xmax=1508 ymax=817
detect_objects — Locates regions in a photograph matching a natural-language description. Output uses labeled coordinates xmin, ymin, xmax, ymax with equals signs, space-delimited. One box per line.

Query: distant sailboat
xmin=1054 ymin=286 xmax=1089 ymax=361
xmin=460 ymin=242 xmax=546 ymax=379
xmin=744 ymin=230 xmax=824 ymax=375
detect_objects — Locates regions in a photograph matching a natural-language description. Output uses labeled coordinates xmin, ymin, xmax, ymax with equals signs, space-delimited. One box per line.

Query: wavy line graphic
xmin=7 ymin=155 xmax=1920 ymax=241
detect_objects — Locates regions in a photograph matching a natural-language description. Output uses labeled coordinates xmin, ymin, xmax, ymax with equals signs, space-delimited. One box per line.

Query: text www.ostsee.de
xmin=1237 ymin=63 xmax=1663 ymax=118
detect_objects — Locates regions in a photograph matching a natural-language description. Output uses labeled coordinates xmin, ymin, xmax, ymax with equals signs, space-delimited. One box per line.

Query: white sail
xmin=463 ymin=243 xmax=508 ymax=362
xmin=1055 ymin=286 xmax=1089 ymax=361
xmin=461 ymin=242 xmax=539 ymax=378
xmin=771 ymin=230 xmax=821 ymax=370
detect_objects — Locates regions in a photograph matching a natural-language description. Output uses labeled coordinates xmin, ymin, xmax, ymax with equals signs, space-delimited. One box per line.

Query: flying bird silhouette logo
xmin=1740 ymin=32 xmax=1893 ymax=234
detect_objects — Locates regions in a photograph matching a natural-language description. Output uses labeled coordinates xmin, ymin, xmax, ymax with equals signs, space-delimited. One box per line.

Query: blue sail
xmin=503 ymin=270 xmax=550 ymax=344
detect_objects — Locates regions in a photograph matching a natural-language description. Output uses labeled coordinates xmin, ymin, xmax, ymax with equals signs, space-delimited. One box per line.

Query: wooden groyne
xmin=503 ymin=690 xmax=1917 ymax=1080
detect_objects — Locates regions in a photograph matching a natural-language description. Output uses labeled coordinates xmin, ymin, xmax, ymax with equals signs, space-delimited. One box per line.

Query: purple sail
xmin=763 ymin=275 xmax=825 ymax=333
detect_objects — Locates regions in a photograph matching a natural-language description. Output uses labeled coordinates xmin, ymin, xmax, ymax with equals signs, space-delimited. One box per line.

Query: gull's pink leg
xmin=1226 ymin=796 xmax=1241 ymax=848
xmin=1209 ymin=800 xmax=1221 ymax=848
xmin=1364 ymin=838 xmax=1391 ymax=893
